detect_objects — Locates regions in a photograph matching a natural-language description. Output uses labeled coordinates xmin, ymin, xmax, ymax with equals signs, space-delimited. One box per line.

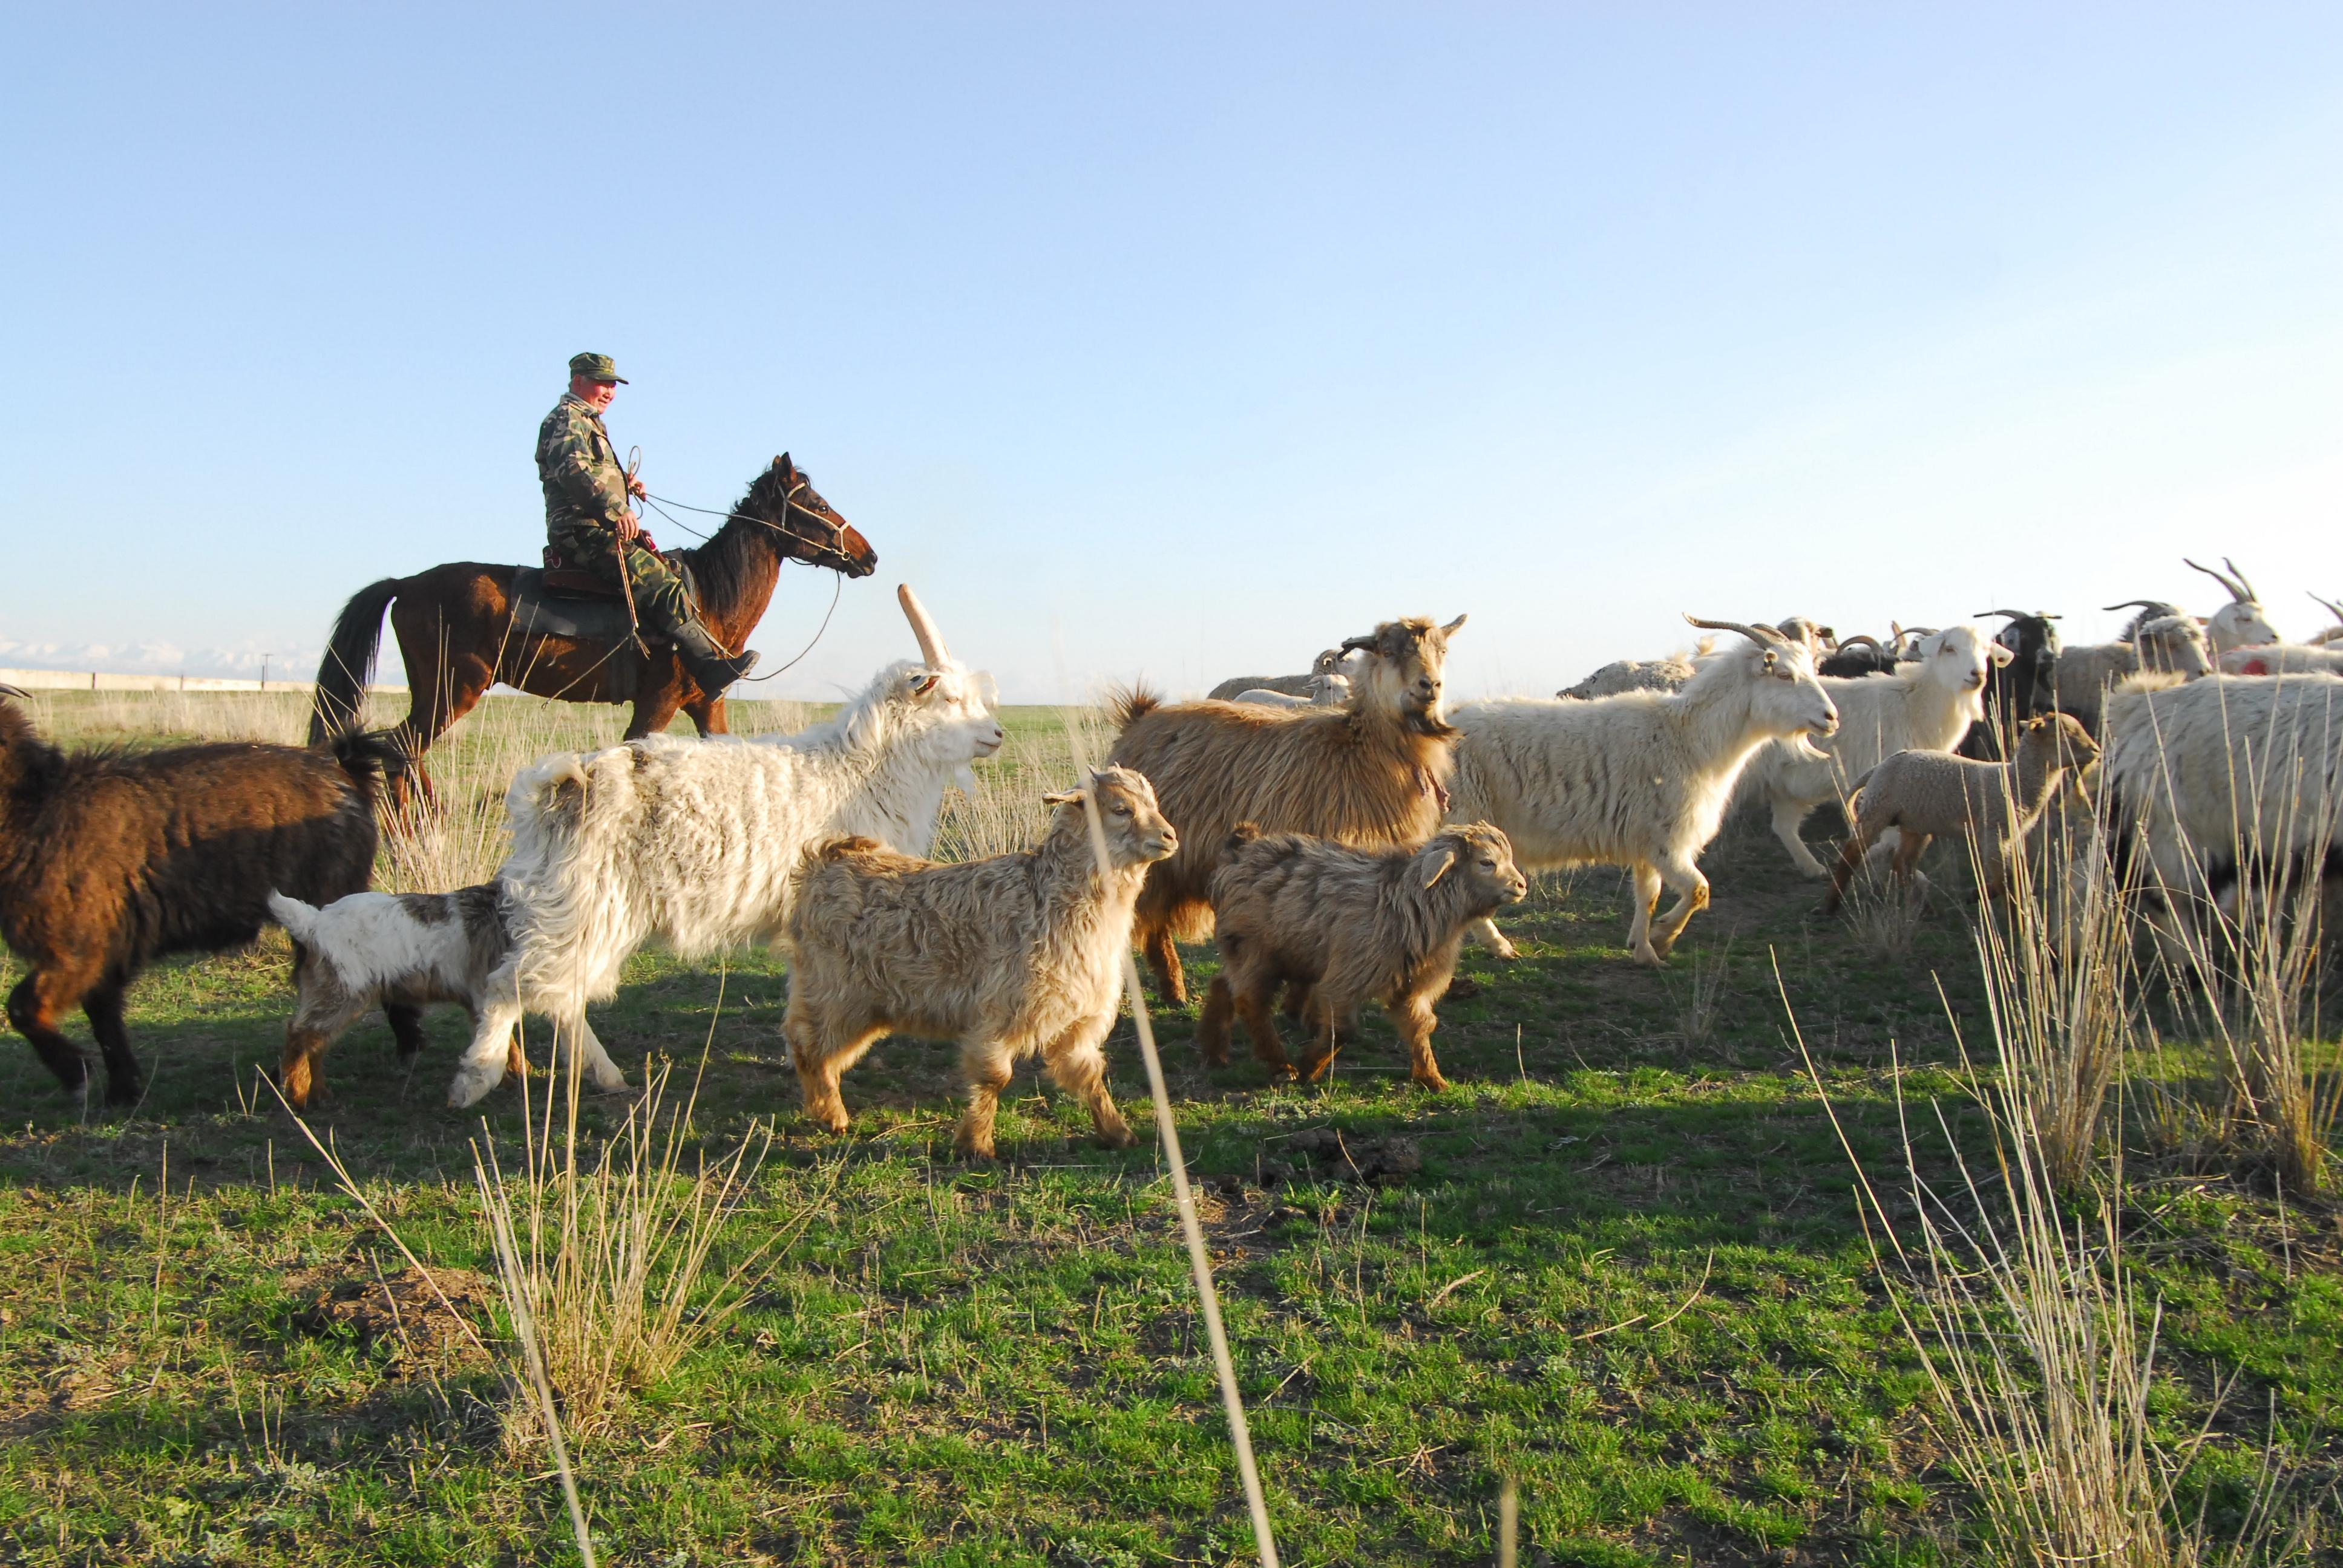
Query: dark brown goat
xmin=0 ymin=689 xmax=409 ymax=1105
xmin=1106 ymin=613 xmax=1465 ymax=1007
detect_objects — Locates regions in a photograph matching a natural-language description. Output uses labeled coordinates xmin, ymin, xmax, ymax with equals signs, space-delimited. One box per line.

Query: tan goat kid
xmin=1823 ymin=713 xmax=2099 ymax=910
xmin=784 ymin=766 xmax=1176 ymax=1159
xmin=1198 ymin=822 xmax=1526 ymax=1090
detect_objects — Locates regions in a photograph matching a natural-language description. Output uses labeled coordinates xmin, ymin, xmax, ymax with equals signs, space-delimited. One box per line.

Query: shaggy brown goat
xmin=0 ymin=688 xmax=408 ymax=1105
xmin=1198 ymin=822 xmax=1525 ymax=1089
xmin=784 ymin=766 xmax=1176 ymax=1159
xmin=1107 ymin=613 xmax=1466 ymax=1008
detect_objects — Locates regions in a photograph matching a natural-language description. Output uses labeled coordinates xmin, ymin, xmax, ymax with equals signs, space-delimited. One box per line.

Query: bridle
xmin=641 ymin=477 xmax=862 ymax=573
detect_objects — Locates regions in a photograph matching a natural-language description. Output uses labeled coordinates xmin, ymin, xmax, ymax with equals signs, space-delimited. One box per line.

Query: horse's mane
xmin=677 ymin=464 xmax=795 ymax=614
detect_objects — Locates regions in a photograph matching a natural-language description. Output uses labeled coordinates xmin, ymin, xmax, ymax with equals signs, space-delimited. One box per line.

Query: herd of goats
xmin=2 ymin=560 xmax=2340 ymax=1156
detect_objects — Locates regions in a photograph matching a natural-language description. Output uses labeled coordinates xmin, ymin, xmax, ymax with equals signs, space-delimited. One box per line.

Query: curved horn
xmin=1975 ymin=609 xmax=2034 ymax=620
xmin=2223 ymin=556 xmax=2260 ymax=603
xmin=1338 ymin=632 xmax=1379 ymax=655
xmin=2102 ymin=600 xmax=2166 ymax=614
xmin=1835 ymin=634 xmax=1883 ymax=652
xmin=2310 ymin=591 xmax=2343 ymax=627
xmin=1683 ymin=614 xmax=1782 ymax=647
xmin=0 ymin=684 xmax=28 ymax=701
xmin=897 ymin=584 xmax=951 ymax=667
xmin=2184 ymin=557 xmax=2248 ymax=604
xmin=1441 ymin=613 xmax=1467 ymax=635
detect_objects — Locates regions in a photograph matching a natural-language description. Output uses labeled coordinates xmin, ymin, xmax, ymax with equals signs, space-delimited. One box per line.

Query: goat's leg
xmin=1392 ymin=992 xmax=1450 ymax=1092
xmin=1624 ymin=863 xmax=1665 ymax=966
xmin=1139 ymin=922 xmax=1189 ymax=1008
xmin=1196 ymin=975 xmax=1236 ymax=1065
xmin=1647 ymin=856 xmax=1712 ymax=961
xmin=384 ymin=1002 xmax=429 ymax=1063
xmin=555 ymin=1011 xmax=631 ymax=1095
xmin=81 ymin=978 xmax=145 ymax=1108
xmin=8 ymin=969 xmax=97 ymax=1099
xmin=1769 ymin=794 xmax=1831 ymax=877
xmin=1040 ymin=1015 xmax=1136 ymax=1150
xmin=785 ymin=1006 xmax=883 ymax=1135
xmin=955 ymin=1039 xmax=1017 ymax=1160
xmin=449 ymin=992 xmax=526 ymax=1108
xmin=1467 ymin=916 xmax=1518 ymax=960
xmin=1232 ymin=979 xmax=1296 ymax=1081
xmin=280 ymin=979 xmax=372 ymax=1111
xmin=1891 ymin=829 xmax=1933 ymax=891
xmin=1294 ymin=999 xmax=1352 ymax=1083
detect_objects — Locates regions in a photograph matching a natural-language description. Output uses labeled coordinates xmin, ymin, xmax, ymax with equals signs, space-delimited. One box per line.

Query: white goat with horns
xmin=1447 ymin=615 xmax=1840 ymax=966
xmin=445 ymin=586 xmax=1006 ymax=1108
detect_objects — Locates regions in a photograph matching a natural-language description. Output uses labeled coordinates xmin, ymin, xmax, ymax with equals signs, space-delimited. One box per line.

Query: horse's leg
xmin=388 ymin=639 xmax=493 ymax=805
xmin=626 ymin=684 xmax=685 ymax=740
xmin=683 ymin=694 xmax=729 ymax=736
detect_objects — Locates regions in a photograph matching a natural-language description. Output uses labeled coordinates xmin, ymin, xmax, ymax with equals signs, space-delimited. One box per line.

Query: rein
xmin=632 ymin=483 xmax=849 ymax=685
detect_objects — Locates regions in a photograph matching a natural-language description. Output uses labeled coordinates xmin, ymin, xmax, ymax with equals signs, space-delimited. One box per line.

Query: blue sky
xmin=4 ymin=6 xmax=2339 ymax=702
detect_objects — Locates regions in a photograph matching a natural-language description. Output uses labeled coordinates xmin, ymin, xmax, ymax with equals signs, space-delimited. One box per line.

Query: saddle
xmin=510 ymin=555 xmax=706 ymax=704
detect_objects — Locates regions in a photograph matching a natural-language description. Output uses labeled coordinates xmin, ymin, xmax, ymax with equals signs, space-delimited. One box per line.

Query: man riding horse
xmin=540 ymin=352 xmax=758 ymax=690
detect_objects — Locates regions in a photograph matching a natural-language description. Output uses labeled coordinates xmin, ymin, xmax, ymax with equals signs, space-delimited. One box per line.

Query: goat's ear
xmin=1422 ymin=848 xmax=1458 ymax=889
xmin=1441 ymin=613 xmax=1467 ymax=636
xmin=1989 ymin=643 xmax=2014 ymax=667
xmin=1041 ymin=788 xmax=1084 ymax=806
xmin=1761 ymin=649 xmax=1778 ymax=671
xmin=908 ymin=671 xmax=942 ymax=697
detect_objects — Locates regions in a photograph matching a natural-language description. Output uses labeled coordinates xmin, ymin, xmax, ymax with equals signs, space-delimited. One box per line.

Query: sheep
xmin=1960 ymin=610 xmax=2063 ymax=760
xmin=1735 ymin=624 xmax=2011 ymax=877
xmin=445 ymin=585 xmax=1006 ymax=1108
xmin=0 ymin=686 xmax=404 ymax=1105
xmin=1823 ymin=714 xmax=2100 ymax=911
xmin=783 ymin=766 xmax=1176 ymax=1159
xmin=1107 ymin=613 xmax=1467 ymax=1007
xmin=1196 ymin=821 xmax=1525 ymax=1089
xmin=1230 ymin=669 xmax=1352 ymax=708
xmin=267 ymin=884 xmax=520 ymax=1109
xmin=1557 ymin=638 xmax=1715 ymax=701
xmin=2099 ymin=671 xmax=2343 ymax=921
xmin=2184 ymin=557 xmax=2279 ymax=653
xmin=2054 ymin=615 xmax=2214 ymax=735
xmin=1446 ymin=616 xmax=1840 ymax=966
xmin=1207 ymin=647 xmax=1361 ymax=703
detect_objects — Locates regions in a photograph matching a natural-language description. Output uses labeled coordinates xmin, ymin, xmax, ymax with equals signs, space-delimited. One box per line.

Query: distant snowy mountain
xmin=0 ymin=636 xmax=326 ymax=681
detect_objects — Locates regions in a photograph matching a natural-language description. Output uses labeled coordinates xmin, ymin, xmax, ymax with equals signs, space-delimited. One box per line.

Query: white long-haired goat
xmin=1447 ymin=616 xmax=1840 ymax=966
xmin=1735 ymin=623 xmax=2010 ymax=877
xmin=445 ymin=586 xmax=1006 ymax=1108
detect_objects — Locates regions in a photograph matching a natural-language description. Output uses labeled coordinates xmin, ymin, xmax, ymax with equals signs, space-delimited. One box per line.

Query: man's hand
xmin=614 ymin=509 xmax=643 ymax=546
xmin=627 ymin=474 xmax=647 ymax=500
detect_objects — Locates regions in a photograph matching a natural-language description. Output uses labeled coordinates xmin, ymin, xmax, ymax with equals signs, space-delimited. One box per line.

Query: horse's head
xmin=742 ymin=453 xmax=879 ymax=578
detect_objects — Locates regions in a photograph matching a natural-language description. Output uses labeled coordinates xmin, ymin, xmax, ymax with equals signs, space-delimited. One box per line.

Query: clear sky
xmin=5 ymin=6 xmax=2339 ymax=702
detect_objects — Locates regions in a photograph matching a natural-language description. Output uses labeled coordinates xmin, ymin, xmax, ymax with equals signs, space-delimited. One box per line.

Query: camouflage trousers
xmin=547 ymin=519 xmax=697 ymax=636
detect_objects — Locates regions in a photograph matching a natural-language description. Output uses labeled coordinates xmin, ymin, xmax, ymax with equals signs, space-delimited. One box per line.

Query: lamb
xmin=1447 ymin=616 xmax=1840 ymax=966
xmin=1823 ymin=714 xmax=2100 ymax=911
xmin=1556 ymin=638 xmax=1714 ymax=701
xmin=783 ymin=766 xmax=1176 ymax=1159
xmin=2099 ymin=671 xmax=2343 ymax=921
xmin=1230 ymin=669 xmax=1352 ymax=708
xmin=1196 ymin=822 xmax=1525 ymax=1089
xmin=445 ymin=586 xmax=1006 ymax=1109
xmin=267 ymin=884 xmax=520 ymax=1109
xmin=0 ymin=686 xmax=404 ymax=1106
xmin=1207 ymin=647 xmax=1360 ymax=703
xmin=1735 ymin=624 xmax=2011 ymax=877
xmin=1107 ymin=613 xmax=1467 ymax=1006
xmin=2054 ymin=615 xmax=2213 ymax=736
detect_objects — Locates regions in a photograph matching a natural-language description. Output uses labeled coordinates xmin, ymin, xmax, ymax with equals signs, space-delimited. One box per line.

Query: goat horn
xmin=1975 ymin=609 xmax=2038 ymax=619
xmin=1441 ymin=613 xmax=1467 ymax=635
xmin=2310 ymin=591 xmax=2343 ymax=626
xmin=2183 ymin=557 xmax=2248 ymax=604
xmin=0 ymin=684 xmax=27 ymax=701
xmin=2101 ymin=600 xmax=2164 ymax=614
xmin=2224 ymin=556 xmax=2260 ymax=603
xmin=897 ymin=584 xmax=951 ymax=667
xmin=1683 ymin=614 xmax=1781 ymax=647
xmin=1835 ymin=634 xmax=1883 ymax=652
xmin=1338 ymin=633 xmax=1378 ymax=655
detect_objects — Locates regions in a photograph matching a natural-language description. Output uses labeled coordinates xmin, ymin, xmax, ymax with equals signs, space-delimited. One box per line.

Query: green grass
xmin=0 ymin=692 xmax=2336 ymax=1565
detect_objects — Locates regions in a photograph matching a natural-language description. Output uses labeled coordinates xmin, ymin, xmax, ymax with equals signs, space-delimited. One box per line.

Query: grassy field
xmin=0 ymin=688 xmax=2336 ymax=1566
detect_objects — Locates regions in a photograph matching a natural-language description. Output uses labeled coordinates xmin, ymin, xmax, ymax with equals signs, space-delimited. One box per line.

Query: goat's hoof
xmin=591 ymin=1074 xmax=632 ymax=1098
xmin=1413 ymin=1071 xmax=1451 ymax=1093
xmin=1096 ymin=1125 xmax=1137 ymax=1150
xmin=955 ymin=1138 xmax=998 ymax=1161
xmin=447 ymin=1063 xmax=503 ymax=1109
xmin=1490 ymin=942 xmax=1520 ymax=961
xmin=1443 ymin=976 xmax=1483 ymax=1001
xmin=1630 ymin=946 xmax=1664 ymax=969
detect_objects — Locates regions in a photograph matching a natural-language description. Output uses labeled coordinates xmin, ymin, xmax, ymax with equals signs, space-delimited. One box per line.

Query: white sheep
xmin=268 ymin=884 xmax=520 ymax=1108
xmin=1208 ymin=647 xmax=1363 ymax=703
xmin=1448 ymin=616 xmax=1840 ymax=966
xmin=2099 ymin=670 xmax=2343 ymax=922
xmin=1821 ymin=714 xmax=2099 ymax=909
xmin=1736 ymin=624 xmax=2012 ymax=877
xmin=1556 ymin=638 xmax=1715 ymax=701
xmin=1229 ymin=670 xmax=1352 ymax=708
xmin=783 ymin=766 xmax=1176 ymax=1159
xmin=445 ymin=586 xmax=1006 ymax=1109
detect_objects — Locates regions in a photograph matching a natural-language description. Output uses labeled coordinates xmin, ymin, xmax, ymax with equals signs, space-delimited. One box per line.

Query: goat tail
xmin=266 ymin=890 xmax=321 ymax=942
xmin=324 ymin=727 xmax=404 ymax=815
xmin=1108 ymin=682 xmax=1162 ymax=730
xmin=309 ymin=577 xmax=402 ymax=744
xmin=1224 ymin=820 xmax=1266 ymax=855
xmin=1844 ymin=764 xmax=1878 ymax=817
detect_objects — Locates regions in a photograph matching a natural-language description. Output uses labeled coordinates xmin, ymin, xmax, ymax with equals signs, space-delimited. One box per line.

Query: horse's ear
xmin=772 ymin=452 xmax=795 ymax=476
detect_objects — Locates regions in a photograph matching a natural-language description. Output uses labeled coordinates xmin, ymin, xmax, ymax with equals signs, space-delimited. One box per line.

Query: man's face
xmin=569 ymin=374 xmax=619 ymax=411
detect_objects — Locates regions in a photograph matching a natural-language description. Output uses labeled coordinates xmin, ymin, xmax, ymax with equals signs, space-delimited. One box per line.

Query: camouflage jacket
xmin=536 ymin=393 xmax=633 ymax=535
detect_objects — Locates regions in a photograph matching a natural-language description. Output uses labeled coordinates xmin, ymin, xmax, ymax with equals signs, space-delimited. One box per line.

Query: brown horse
xmin=306 ymin=454 xmax=877 ymax=792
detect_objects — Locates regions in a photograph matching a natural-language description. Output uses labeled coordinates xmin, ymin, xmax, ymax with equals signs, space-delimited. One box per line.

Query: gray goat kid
xmin=1823 ymin=714 xmax=2099 ymax=910
xmin=268 ymin=885 xmax=520 ymax=1109
xmin=1198 ymin=822 xmax=1525 ymax=1091
xmin=784 ymin=766 xmax=1176 ymax=1160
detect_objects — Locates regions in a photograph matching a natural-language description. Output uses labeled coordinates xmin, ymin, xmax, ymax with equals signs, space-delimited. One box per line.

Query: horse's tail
xmin=308 ymin=578 xmax=401 ymax=745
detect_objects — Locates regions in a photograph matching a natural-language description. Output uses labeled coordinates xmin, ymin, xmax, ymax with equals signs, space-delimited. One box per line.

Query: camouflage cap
xmin=567 ymin=351 xmax=628 ymax=385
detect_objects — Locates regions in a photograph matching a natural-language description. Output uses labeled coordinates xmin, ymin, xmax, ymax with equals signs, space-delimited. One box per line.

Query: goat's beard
xmin=1403 ymin=704 xmax=1458 ymax=739
xmin=1790 ymin=731 xmax=1833 ymax=761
